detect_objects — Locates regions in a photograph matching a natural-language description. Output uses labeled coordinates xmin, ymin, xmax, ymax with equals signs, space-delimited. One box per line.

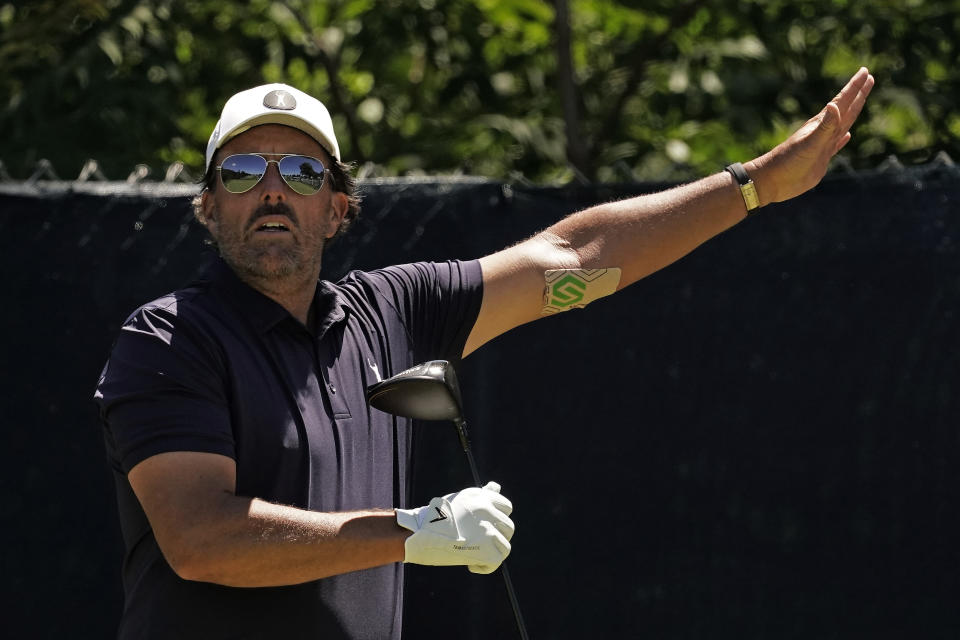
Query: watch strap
xmin=725 ymin=162 xmax=761 ymax=213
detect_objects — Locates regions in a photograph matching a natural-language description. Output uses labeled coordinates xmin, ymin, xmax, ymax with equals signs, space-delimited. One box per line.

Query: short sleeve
xmin=94 ymin=298 xmax=235 ymax=473
xmin=349 ymin=260 xmax=483 ymax=365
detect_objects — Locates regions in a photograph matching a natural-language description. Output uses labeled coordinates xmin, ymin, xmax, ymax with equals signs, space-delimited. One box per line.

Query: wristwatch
xmin=725 ymin=162 xmax=760 ymax=213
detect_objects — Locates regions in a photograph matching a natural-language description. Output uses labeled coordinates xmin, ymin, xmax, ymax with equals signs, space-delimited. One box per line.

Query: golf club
xmin=366 ymin=360 xmax=530 ymax=640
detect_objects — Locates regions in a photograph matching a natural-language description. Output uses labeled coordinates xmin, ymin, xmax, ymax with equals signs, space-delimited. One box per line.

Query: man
xmin=95 ymin=68 xmax=874 ymax=638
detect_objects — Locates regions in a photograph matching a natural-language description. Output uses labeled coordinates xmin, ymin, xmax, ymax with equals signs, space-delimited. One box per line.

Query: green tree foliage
xmin=1 ymin=0 xmax=958 ymax=182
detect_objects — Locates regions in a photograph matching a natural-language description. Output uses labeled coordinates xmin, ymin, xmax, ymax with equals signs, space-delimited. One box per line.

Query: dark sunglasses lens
xmin=278 ymin=155 xmax=326 ymax=195
xmin=220 ymin=154 xmax=267 ymax=193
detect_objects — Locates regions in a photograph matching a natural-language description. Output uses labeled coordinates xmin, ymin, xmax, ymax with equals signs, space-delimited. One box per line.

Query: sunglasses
xmin=216 ymin=153 xmax=327 ymax=195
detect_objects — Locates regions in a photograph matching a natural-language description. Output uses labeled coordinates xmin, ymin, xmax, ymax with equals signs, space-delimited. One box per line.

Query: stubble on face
xmin=212 ymin=200 xmax=329 ymax=283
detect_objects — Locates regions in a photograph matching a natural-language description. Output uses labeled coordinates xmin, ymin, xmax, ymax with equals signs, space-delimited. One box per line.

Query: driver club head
xmin=365 ymin=360 xmax=464 ymax=422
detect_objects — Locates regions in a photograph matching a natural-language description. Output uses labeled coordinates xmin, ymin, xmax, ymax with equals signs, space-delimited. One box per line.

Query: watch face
xmin=741 ymin=182 xmax=760 ymax=211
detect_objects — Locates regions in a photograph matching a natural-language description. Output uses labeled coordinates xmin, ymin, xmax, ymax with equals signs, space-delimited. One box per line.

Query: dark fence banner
xmin=1 ymin=165 xmax=959 ymax=638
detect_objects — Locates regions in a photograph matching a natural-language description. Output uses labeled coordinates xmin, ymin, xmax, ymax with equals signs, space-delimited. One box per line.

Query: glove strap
xmin=395 ymin=507 xmax=421 ymax=533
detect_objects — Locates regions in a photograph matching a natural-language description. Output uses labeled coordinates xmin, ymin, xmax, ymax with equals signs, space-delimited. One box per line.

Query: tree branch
xmin=289 ymin=7 xmax=365 ymax=162
xmin=315 ymin=48 xmax=365 ymax=162
xmin=594 ymin=2 xmax=702 ymax=154
xmin=553 ymin=0 xmax=589 ymax=179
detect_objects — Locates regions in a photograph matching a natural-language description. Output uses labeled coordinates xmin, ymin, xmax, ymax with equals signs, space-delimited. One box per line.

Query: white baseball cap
xmin=205 ymin=83 xmax=341 ymax=170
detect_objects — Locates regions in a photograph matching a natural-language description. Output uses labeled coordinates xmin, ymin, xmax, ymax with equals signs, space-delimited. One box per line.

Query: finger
xmin=468 ymin=524 xmax=511 ymax=574
xmin=482 ymin=481 xmax=501 ymax=493
xmin=819 ymin=101 xmax=842 ymax=135
xmin=839 ymin=74 xmax=874 ymax=133
xmin=834 ymin=132 xmax=852 ymax=155
xmin=485 ymin=491 xmax=513 ymax=516
xmin=831 ymin=67 xmax=871 ymax=115
xmin=469 ymin=563 xmax=495 ymax=575
xmin=480 ymin=482 xmax=513 ymax=515
xmin=484 ymin=508 xmax=515 ymax=540
xmin=483 ymin=521 xmax=511 ymax=558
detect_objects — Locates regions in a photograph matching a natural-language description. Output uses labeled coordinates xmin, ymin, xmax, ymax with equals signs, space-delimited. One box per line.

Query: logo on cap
xmin=263 ymin=90 xmax=296 ymax=110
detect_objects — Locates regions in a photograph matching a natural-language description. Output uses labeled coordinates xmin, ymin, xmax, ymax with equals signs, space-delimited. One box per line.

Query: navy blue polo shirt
xmin=94 ymin=257 xmax=483 ymax=640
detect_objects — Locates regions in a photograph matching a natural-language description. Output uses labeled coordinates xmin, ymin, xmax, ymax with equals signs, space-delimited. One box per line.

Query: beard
xmin=212 ymin=202 xmax=326 ymax=281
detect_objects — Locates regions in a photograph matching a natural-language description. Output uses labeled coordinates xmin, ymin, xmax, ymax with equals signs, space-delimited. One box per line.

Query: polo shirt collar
xmin=205 ymin=258 xmax=348 ymax=338
xmin=313 ymin=280 xmax=347 ymax=337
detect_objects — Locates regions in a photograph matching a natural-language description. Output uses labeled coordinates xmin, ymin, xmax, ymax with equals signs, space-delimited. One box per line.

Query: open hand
xmin=750 ymin=67 xmax=875 ymax=206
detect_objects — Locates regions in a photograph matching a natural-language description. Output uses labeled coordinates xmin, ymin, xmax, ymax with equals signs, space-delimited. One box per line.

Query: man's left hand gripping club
xmin=396 ymin=482 xmax=514 ymax=574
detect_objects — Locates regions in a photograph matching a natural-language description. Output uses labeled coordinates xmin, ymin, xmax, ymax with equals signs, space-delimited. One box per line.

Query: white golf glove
xmin=396 ymin=481 xmax=514 ymax=575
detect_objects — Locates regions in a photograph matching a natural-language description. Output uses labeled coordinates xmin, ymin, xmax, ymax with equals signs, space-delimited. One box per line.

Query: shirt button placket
xmin=315 ymin=336 xmax=349 ymax=418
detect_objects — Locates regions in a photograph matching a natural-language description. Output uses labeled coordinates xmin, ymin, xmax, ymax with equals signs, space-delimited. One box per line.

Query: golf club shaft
xmin=464 ymin=445 xmax=483 ymax=489
xmin=498 ymin=561 xmax=529 ymax=640
xmin=456 ymin=420 xmax=530 ymax=640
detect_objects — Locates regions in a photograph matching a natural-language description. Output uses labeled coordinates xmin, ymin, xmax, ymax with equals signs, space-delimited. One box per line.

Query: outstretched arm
xmin=463 ymin=67 xmax=874 ymax=357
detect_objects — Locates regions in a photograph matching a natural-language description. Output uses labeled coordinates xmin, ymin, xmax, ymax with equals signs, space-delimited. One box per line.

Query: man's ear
xmin=201 ymin=190 xmax=217 ymax=232
xmin=326 ymin=191 xmax=348 ymax=239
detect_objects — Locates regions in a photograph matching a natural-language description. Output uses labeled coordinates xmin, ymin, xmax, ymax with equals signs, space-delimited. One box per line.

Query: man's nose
xmin=259 ymin=161 xmax=287 ymax=202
